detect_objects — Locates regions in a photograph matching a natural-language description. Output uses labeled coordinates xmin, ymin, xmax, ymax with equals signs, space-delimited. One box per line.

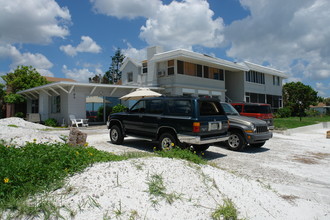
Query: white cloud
xmin=62 ymin=65 xmax=101 ymax=82
xmin=225 ymin=0 xmax=330 ymax=82
xmin=122 ymin=43 xmax=147 ymax=62
xmin=0 ymin=0 xmax=71 ymax=44
xmin=140 ymin=0 xmax=225 ymax=50
xmin=0 ymin=44 xmax=54 ymax=76
xmin=89 ymin=0 xmax=162 ymax=19
xmin=316 ymin=82 xmax=330 ymax=97
xmin=60 ymin=36 xmax=102 ymax=56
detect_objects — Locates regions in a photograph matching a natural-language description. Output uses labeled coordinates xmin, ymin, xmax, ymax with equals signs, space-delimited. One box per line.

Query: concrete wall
xmin=225 ymin=71 xmax=245 ymax=102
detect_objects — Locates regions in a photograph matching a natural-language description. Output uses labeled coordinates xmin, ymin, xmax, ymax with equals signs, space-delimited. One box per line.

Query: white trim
xmin=198 ymin=90 xmax=209 ymax=95
xmin=182 ymin=88 xmax=195 ymax=94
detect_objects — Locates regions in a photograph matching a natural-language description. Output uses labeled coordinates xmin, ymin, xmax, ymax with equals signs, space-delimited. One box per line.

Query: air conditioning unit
xmin=157 ymin=71 xmax=165 ymax=76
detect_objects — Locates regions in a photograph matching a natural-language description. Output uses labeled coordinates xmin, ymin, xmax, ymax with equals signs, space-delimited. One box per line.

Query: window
xmin=31 ymin=99 xmax=39 ymax=113
xmin=213 ymin=70 xmax=224 ymax=81
xmin=51 ymin=96 xmax=60 ymax=113
xmin=146 ymin=100 xmax=163 ymax=114
xmin=127 ymin=72 xmax=133 ymax=82
xmin=197 ymin=65 xmax=203 ymax=77
xmin=168 ymin=60 xmax=174 ymax=75
xmin=167 ymin=100 xmax=192 ymax=116
xmin=273 ymin=76 xmax=280 ymax=86
xmin=177 ymin=60 xmax=184 ymax=74
xmin=233 ymin=105 xmax=242 ymax=113
xmin=142 ymin=62 xmax=148 ymax=73
xmin=245 ymin=71 xmax=265 ymax=84
xmin=199 ymin=101 xmax=225 ymax=116
xmin=130 ymin=100 xmax=146 ymax=113
xmin=203 ymin=66 xmax=209 ymax=78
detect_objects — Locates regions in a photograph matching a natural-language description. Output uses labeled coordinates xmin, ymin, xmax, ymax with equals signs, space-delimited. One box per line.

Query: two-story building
xmin=121 ymin=46 xmax=287 ymax=110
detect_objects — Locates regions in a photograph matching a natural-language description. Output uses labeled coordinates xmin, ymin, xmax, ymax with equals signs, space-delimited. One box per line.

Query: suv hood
xmin=228 ymin=115 xmax=267 ymax=126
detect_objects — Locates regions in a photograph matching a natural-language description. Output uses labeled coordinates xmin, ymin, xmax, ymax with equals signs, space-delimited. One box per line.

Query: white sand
xmin=1 ymin=117 xmax=329 ymax=219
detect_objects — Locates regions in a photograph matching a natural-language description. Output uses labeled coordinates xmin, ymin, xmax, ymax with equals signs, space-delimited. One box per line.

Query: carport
xmin=17 ymin=81 xmax=163 ymax=126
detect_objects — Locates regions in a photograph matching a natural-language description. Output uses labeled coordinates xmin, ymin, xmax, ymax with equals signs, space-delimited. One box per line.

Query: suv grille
xmin=256 ymin=125 xmax=268 ymax=133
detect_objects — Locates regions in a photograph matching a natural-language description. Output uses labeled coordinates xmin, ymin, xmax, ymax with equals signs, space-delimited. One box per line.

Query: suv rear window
xmin=199 ymin=101 xmax=225 ymax=116
xmin=244 ymin=105 xmax=271 ymax=114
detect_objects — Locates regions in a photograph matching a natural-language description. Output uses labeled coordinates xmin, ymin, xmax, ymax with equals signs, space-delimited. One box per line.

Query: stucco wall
xmin=225 ymin=71 xmax=245 ymax=102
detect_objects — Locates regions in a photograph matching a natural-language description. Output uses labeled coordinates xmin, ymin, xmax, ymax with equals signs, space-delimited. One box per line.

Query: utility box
xmin=26 ymin=113 xmax=41 ymax=123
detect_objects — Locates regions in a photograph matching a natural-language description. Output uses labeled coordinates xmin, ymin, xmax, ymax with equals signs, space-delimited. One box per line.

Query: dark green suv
xmin=107 ymin=96 xmax=229 ymax=151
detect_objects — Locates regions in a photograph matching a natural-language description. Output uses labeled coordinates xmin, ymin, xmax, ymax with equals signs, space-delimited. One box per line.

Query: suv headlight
xmin=245 ymin=123 xmax=256 ymax=133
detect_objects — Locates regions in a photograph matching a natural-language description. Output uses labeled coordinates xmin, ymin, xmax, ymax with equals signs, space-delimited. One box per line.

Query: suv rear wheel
xmin=158 ymin=133 xmax=177 ymax=151
xmin=110 ymin=125 xmax=124 ymax=144
xmin=226 ymin=131 xmax=246 ymax=151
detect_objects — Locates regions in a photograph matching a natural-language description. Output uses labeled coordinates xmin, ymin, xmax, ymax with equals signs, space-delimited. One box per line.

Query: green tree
xmin=324 ymin=98 xmax=330 ymax=106
xmin=1 ymin=66 xmax=49 ymax=104
xmin=283 ymin=82 xmax=318 ymax=116
xmin=0 ymin=83 xmax=6 ymax=118
xmin=104 ymin=48 xmax=125 ymax=84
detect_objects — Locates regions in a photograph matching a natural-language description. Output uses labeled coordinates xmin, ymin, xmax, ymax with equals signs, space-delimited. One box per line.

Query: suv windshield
xmin=221 ymin=103 xmax=239 ymax=115
xmin=244 ymin=105 xmax=271 ymax=114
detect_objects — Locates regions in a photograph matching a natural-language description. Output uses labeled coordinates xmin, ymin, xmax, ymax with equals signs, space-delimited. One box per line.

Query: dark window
xmin=199 ymin=101 xmax=225 ymax=116
xmin=244 ymin=105 xmax=272 ymax=114
xmin=213 ymin=73 xmax=219 ymax=80
xmin=219 ymin=69 xmax=224 ymax=81
xmin=233 ymin=105 xmax=242 ymax=113
xmin=168 ymin=60 xmax=175 ymax=75
xmin=197 ymin=65 xmax=203 ymax=77
xmin=142 ymin=62 xmax=148 ymax=73
xmin=203 ymin=66 xmax=209 ymax=78
xmin=130 ymin=100 xmax=146 ymax=113
xmin=177 ymin=60 xmax=184 ymax=74
xmin=167 ymin=100 xmax=192 ymax=116
xmin=146 ymin=100 xmax=163 ymax=114
xmin=127 ymin=72 xmax=133 ymax=82
xmin=51 ymin=96 xmax=60 ymax=113
xmin=31 ymin=99 xmax=39 ymax=113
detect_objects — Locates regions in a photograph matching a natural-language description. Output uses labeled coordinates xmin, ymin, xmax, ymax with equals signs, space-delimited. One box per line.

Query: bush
xmin=14 ymin=112 xmax=24 ymax=118
xmin=275 ymin=107 xmax=292 ymax=118
xmin=44 ymin=118 xmax=58 ymax=127
xmin=111 ymin=104 xmax=128 ymax=114
xmin=305 ymin=109 xmax=320 ymax=117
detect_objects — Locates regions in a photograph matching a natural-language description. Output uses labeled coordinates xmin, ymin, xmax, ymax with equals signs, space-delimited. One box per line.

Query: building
xmin=121 ymin=46 xmax=287 ymax=110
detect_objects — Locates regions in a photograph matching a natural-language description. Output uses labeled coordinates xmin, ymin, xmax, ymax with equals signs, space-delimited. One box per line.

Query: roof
xmin=242 ymin=61 xmax=288 ymax=78
xmin=120 ymin=57 xmax=142 ymax=72
xmin=44 ymin=76 xmax=76 ymax=82
xmin=17 ymin=81 xmax=163 ymax=98
xmin=149 ymin=49 xmax=249 ymax=72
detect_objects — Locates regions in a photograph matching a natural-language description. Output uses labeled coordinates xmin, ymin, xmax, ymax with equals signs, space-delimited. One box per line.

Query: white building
xmin=121 ymin=46 xmax=287 ymax=109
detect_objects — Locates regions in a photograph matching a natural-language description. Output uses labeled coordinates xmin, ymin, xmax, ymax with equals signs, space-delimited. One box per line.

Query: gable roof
xmin=120 ymin=57 xmax=142 ymax=72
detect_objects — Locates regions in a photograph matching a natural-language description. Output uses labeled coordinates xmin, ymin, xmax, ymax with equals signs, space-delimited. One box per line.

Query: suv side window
xmin=233 ymin=104 xmax=242 ymax=113
xmin=130 ymin=100 xmax=146 ymax=113
xmin=146 ymin=99 xmax=163 ymax=114
xmin=166 ymin=100 xmax=192 ymax=116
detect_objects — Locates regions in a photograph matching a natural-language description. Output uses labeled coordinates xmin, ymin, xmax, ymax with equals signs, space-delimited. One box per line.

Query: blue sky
xmin=1 ymin=0 xmax=330 ymax=97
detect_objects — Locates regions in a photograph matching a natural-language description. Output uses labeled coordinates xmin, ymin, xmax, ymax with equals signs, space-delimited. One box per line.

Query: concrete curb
xmin=283 ymin=122 xmax=330 ymax=135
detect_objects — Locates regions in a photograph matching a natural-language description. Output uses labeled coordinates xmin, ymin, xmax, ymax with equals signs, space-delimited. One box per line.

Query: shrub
xmin=305 ymin=109 xmax=320 ymax=117
xmin=44 ymin=118 xmax=58 ymax=127
xmin=274 ymin=107 xmax=292 ymax=118
xmin=111 ymin=104 xmax=128 ymax=114
xmin=14 ymin=112 xmax=24 ymax=118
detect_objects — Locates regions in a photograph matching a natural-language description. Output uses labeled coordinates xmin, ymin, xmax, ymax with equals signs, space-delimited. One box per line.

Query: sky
xmin=0 ymin=0 xmax=330 ymax=97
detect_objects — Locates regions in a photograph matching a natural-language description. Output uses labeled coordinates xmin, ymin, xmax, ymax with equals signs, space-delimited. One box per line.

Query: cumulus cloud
xmin=122 ymin=43 xmax=147 ymax=62
xmin=89 ymin=0 xmax=162 ymax=19
xmin=140 ymin=0 xmax=225 ymax=50
xmin=225 ymin=0 xmax=330 ymax=81
xmin=0 ymin=0 xmax=71 ymax=44
xmin=0 ymin=44 xmax=54 ymax=76
xmin=62 ymin=65 xmax=101 ymax=82
xmin=60 ymin=36 xmax=102 ymax=56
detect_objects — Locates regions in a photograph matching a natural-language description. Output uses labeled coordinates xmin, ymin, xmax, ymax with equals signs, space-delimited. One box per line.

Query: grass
xmin=0 ymin=142 xmax=132 ymax=215
xmin=0 ymin=141 xmax=205 ymax=218
xmin=274 ymin=115 xmax=330 ymax=129
xmin=212 ymin=198 xmax=238 ymax=220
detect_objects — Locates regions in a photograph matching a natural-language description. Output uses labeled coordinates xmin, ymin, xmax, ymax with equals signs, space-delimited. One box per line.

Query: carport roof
xmin=17 ymin=81 xmax=163 ymax=99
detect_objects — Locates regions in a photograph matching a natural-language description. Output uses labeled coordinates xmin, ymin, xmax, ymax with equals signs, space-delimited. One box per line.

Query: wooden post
xmin=327 ymin=130 xmax=330 ymax=139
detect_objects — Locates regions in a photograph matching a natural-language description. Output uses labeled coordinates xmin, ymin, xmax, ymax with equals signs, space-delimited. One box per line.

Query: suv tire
xmin=110 ymin=125 xmax=124 ymax=145
xmin=226 ymin=131 xmax=246 ymax=151
xmin=250 ymin=142 xmax=265 ymax=148
xmin=158 ymin=133 xmax=177 ymax=151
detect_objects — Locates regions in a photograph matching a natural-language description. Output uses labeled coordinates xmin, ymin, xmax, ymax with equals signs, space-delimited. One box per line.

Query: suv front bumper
xmin=245 ymin=132 xmax=273 ymax=144
xmin=177 ymin=134 xmax=229 ymax=145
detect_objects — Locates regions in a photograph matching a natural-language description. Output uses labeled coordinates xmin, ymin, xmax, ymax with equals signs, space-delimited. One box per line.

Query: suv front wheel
xmin=158 ymin=133 xmax=177 ymax=151
xmin=110 ymin=125 xmax=124 ymax=145
xmin=226 ymin=131 xmax=246 ymax=151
